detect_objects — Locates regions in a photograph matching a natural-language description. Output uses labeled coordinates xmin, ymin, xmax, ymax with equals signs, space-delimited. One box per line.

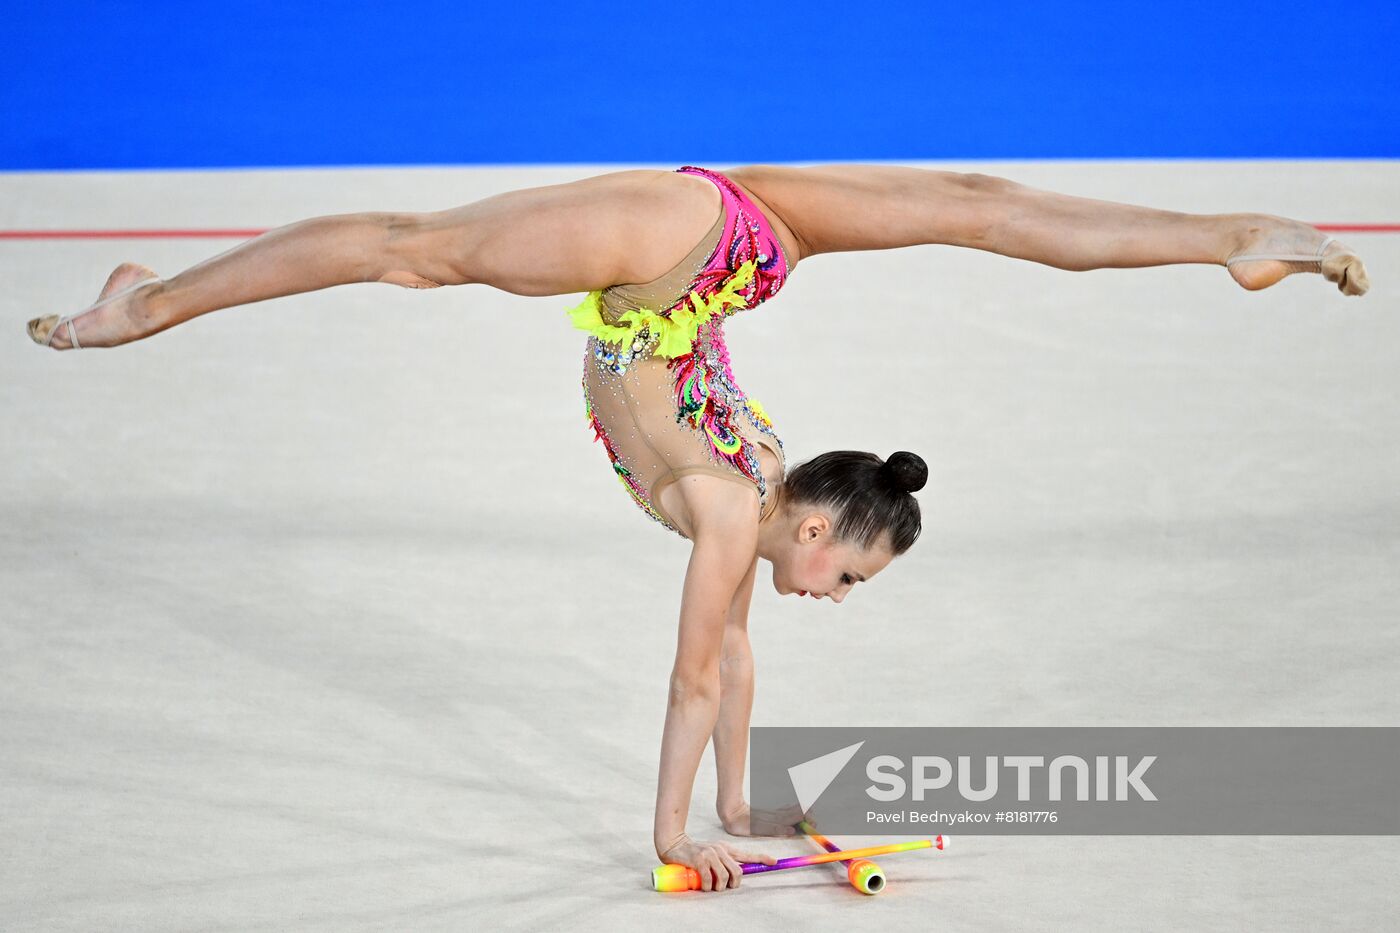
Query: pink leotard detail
xmin=674 ymin=165 xmax=790 ymax=306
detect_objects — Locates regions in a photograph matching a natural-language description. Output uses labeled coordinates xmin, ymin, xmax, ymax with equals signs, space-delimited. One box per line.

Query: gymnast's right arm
xmin=652 ymin=508 xmax=777 ymax=891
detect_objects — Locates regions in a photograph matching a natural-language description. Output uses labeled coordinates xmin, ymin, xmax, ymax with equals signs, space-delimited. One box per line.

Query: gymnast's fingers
xmin=718 ymin=849 xmax=744 ymax=888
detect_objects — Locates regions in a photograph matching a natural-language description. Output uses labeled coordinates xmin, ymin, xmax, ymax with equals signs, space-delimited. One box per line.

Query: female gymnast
xmin=25 ymin=164 xmax=1370 ymax=892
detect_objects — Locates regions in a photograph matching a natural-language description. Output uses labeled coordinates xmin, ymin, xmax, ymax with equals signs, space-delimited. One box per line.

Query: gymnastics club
xmin=652 ymin=838 xmax=939 ymax=892
xmin=798 ymin=819 xmax=889 ymax=895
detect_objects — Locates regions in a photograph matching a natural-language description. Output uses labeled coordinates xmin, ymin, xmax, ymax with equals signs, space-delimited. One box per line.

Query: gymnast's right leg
xmin=728 ymin=164 xmax=1370 ymax=296
xmin=26 ymin=169 xmax=723 ymax=350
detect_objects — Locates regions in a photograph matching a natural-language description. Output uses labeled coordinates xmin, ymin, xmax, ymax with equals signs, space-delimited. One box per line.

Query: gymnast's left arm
xmin=713 ymin=558 xmax=802 ymax=838
xmin=712 ymin=556 xmax=758 ymax=824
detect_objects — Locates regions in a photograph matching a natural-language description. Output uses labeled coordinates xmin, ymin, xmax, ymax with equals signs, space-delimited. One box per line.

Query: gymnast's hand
xmin=657 ymin=833 xmax=778 ymax=891
xmin=718 ymin=798 xmax=804 ymax=837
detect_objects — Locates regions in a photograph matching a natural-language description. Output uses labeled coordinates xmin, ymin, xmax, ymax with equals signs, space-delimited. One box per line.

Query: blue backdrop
xmin=3 ymin=0 xmax=1397 ymax=170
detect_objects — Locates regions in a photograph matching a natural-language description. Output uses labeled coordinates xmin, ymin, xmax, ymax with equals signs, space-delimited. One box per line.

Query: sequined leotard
xmin=567 ymin=166 xmax=791 ymax=539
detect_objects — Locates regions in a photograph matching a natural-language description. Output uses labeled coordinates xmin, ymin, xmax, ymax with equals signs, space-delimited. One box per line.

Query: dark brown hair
xmin=783 ymin=450 xmax=926 ymax=554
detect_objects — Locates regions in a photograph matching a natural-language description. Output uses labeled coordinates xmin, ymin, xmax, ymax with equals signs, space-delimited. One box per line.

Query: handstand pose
xmin=26 ymin=164 xmax=1370 ymax=891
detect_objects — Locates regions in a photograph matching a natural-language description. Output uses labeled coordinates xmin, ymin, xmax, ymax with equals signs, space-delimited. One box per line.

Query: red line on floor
xmin=1314 ymin=224 xmax=1400 ymax=232
xmin=1 ymin=224 xmax=1399 ymax=241
xmin=0 ymin=230 xmax=269 ymax=239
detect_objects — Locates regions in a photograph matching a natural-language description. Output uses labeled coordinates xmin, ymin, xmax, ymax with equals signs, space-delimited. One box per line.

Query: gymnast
xmin=26 ymin=163 xmax=1370 ymax=891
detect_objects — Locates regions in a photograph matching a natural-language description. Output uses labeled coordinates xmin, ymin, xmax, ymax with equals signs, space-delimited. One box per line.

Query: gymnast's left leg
xmin=727 ymin=164 xmax=1370 ymax=296
xmin=25 ymin=211 xmax=445 ymax=350
xmin=25 ymin=168 xmax=721 ymax=350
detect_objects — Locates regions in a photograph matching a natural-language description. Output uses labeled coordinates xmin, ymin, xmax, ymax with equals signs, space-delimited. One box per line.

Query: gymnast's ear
xmin=798 ymin=511 xmax=833 ymax=542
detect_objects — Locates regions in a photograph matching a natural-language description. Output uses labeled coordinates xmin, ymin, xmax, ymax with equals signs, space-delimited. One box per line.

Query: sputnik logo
xmin=788 ymin=741 xmax=866 ymax=812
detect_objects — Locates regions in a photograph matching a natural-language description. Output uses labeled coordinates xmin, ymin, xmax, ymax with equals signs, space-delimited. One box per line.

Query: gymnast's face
xmin=770 ymin=511 xmax=894 ymax=604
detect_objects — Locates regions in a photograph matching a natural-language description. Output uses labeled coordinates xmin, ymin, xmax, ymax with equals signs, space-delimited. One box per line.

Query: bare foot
xmin=1225 ymin=216 xmax=1369 ymax=296
xmin=27 ymin=263 xmax=163 ymax=350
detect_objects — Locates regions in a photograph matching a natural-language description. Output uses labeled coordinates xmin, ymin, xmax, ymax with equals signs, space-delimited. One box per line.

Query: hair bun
xmin=882 ymin=451 xmax=928 ymax=494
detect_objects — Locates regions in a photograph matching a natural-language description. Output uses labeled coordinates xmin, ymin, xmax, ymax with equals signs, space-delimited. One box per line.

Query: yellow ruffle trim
xmin=745 ymin=396 xmax=772 ymax=428
xmin=565 ymin=260 xmax=758 ymax=359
